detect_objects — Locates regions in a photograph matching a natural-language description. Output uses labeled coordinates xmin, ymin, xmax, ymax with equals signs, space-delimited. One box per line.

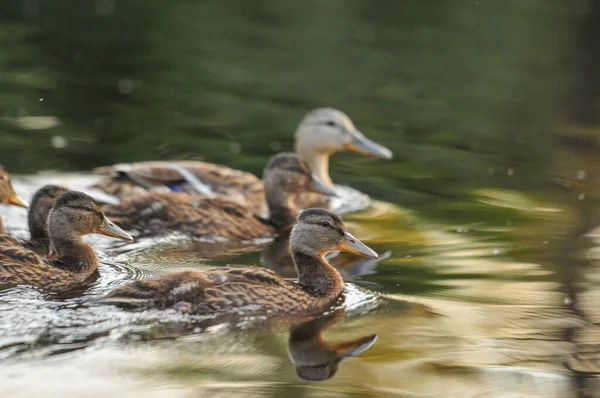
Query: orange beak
xmin=97 ymin=216 xmax=134 ymax=242
xmin=335 ymin=231 xmax=378 ymax=259
xmin=6 ymin=192 xmax=28 ymax=208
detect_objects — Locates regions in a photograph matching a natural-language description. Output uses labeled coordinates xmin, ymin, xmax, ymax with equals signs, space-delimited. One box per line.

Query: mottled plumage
xmin=91 ymin=108 xmax=392 ymax=213
xmin=99 ymin=208 xmax=378 ymax=316
xmin=93 ymin=160 xmax=263 ymax=209
xmin=0 ymin=191 xmax=133 ymax=292
xmin=102 ymin=153 xmax=336 ymax=240
xmin=4 ymin=185 xmax=70 ymax=255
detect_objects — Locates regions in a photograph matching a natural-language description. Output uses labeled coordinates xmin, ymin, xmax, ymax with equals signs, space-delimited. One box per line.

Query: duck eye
xmin=325 ymin=121 xmax=336 ymax=127
xmin=321 ymin=220 xmax=331 ymax=227
xmin=84 ymin=205 xmax=94 ymax=211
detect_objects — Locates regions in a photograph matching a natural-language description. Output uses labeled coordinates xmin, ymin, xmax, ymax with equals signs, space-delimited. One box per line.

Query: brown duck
xmin=102 ymin=153 xmax=336 ymax=240
xmin=91 ymin=108 xmax=392 ymax=212
xmin=0 ymin=185 xmax=69 ymax=255
xmin=99 ymin=208 xmax=378 ymax=315
xmin=0 ymin=165 xmax=28 ymax=234
xmin=0 ymin=191 xmax=133 ymax=292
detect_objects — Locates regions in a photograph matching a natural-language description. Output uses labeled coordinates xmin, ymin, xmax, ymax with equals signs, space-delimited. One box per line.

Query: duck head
xmin=28 ymin=185 xmax=69 ymax=244
xmin=294 ymin=108 xmax=392 ymax=186
xmin=290 ymin=208 xmax=378 ymax=259
xmin=48 ymin=191 xmax=134 ymax=252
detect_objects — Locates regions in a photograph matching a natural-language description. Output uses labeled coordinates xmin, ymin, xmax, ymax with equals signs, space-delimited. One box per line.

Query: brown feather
xmin=98 ymin=209 xmax=374 ymax=317
xmin=93 ymin=160 xmax=264 ymax=211
xmin=102 ymin=266 xmax=338 ymax=315
xmin=102 ymin=192 xmax=271 ymax=240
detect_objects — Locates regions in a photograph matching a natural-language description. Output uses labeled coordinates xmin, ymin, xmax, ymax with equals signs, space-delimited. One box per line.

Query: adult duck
xmin=102 ymin=153 xmax=336 ymax=241
xmin=0 ymin=191 xmax=133 ymax=292
xmin=0 ymin=185 xmax=69 ymax=255
xmin=0 ymin=165 xmax=28 ymax=234
xmin=98 ymin=208 xmax=378 ymax=315
xmin=91 ymin=108 xmax=392 ymax=214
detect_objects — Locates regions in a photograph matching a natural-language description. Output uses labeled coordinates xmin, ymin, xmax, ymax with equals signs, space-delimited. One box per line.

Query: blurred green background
xmin=0 ymin=0 xmax=588 ymax=206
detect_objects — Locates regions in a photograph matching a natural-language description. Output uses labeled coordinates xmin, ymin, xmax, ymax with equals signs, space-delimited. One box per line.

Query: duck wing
xmin=93 ymin=161 xmax=264 ymax=211
xmin=0 ymin=236 xmax=59 ymax=287
xmin=103 ymin=192 xmax=272 ymax=241
xmin=100 ymin=266 xmax=305 ymax=314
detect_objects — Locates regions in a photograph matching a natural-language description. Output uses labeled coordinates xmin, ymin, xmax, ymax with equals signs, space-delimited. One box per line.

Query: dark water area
xmin=1 ymin=1 xmax=600 ymax=397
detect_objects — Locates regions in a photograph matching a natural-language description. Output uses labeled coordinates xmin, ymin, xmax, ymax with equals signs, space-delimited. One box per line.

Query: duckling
xmin=98 ymin=208 xmax=378 ymax=315
xmin=288 ymin=311 xmax=377 ymax=381
xmin=0 ymin=185 xmax=70 ymax=255
xmin=0 ymin=165 xmax=28 ymax=234
xmin=91 ymin=108 xmax=392 ymax=214
xmin=102 ymin=153 xmax=336 ymax=240
xmin=0 ymin=191 xmax=133 ymax=292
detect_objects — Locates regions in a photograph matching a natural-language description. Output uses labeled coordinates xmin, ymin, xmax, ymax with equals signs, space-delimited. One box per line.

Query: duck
xmin=0 ymin=185 xmax=70 ymax=255
xmin=0 ymin=165 xmax=28 ymax=234
xmin=288 ymin=311 xmax=377 ymax=381
xmin=91 ymin=108 xmax=392 ymax=214
xmin=101 ymin=153 xmax=337 ymax=240
xmin=0 ymin=191 xmax=133 ymax=292
xmin=261 ymin=228 xmax=389 ymax=281
xmin=98 ymin=208 xmax=378 ymax=315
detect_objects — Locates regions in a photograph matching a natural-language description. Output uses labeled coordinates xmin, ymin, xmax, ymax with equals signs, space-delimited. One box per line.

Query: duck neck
xmin=50 ymin=233 xmax=98 ymax=276
xmin=298 ymin=151 xmax=333 ymax=187
xmin=265 ymin=187 xmax=298 ymax=230
xmin=29 ymin=216 xmax=49 ymax=250
xmin=292 ymin=250 xmax=344 ymax=299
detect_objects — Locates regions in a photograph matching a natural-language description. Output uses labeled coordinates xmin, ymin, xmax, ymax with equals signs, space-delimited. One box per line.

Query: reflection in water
xmin=287 ymin=310 xmax=377 ymax=381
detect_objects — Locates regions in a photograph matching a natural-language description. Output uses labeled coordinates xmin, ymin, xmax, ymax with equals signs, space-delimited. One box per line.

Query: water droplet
xmin=405 ymin=255 xmax=411 ymax=258
xmin=564 ymin=297 xmax=572 ymax=306
xmin=578 ymin=193 xmax=585 ymax=200
xmin=507 ymin=168 xmax=514 ymax=176
xmin=51 ymin=135 xmax=68 ymax=149
xmin=576 ymin=170 xmax=586 ymax=180
xmin=117 ymin=78 xmax=134 ymax=95
xmin=493 ymin=249 xmax=499 ymax=255
xmin=38 ymin=98 xmax=44 ymax=102
xmin=543 ymin=241 xmax=549 ymax=245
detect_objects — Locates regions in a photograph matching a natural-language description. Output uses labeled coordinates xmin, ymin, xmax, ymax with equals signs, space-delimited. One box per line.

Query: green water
xmin=1 ymin=1 xmax=600 ymax=396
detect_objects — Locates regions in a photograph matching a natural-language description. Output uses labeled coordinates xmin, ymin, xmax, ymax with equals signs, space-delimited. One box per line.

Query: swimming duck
xmin=91 ymin=108 xmax=392 ymax=213
xmin=0 ymin=185 xmax=70 ymax=255
xmin=102 ymin=153 xmax=336 ymax=240
xmin=98 ymin=208 xmax=378 ymax=315
xmin=0 ymin=191 xmax=133 ymax=292
xmin=288 ymin=311 xmax=377 ymax=381
xmin=0 ymin=165 xmax=28 ymax=234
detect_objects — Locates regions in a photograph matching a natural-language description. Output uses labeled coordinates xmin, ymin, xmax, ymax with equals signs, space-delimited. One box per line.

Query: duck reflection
xmin=261 ymin=229 xmax=390 ymax=281
xmin=288 ymin=310 xmax=377 ymax=381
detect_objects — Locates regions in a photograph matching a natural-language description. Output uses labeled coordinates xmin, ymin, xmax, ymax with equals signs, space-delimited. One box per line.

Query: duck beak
xmin=334 ymin=334 xmax=378 ymax=359
xmin=335 ymin=231 xmax=378 ymax=259
xmin=7 ymin=192 xmax=28 ymax=208
xmin=97 ymin=216 xmax=134 ymax=242
xmin=345 ymin=130 xmax=393 ymax=160
xmin=310 ymin=174 xmax=338 ymax=197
